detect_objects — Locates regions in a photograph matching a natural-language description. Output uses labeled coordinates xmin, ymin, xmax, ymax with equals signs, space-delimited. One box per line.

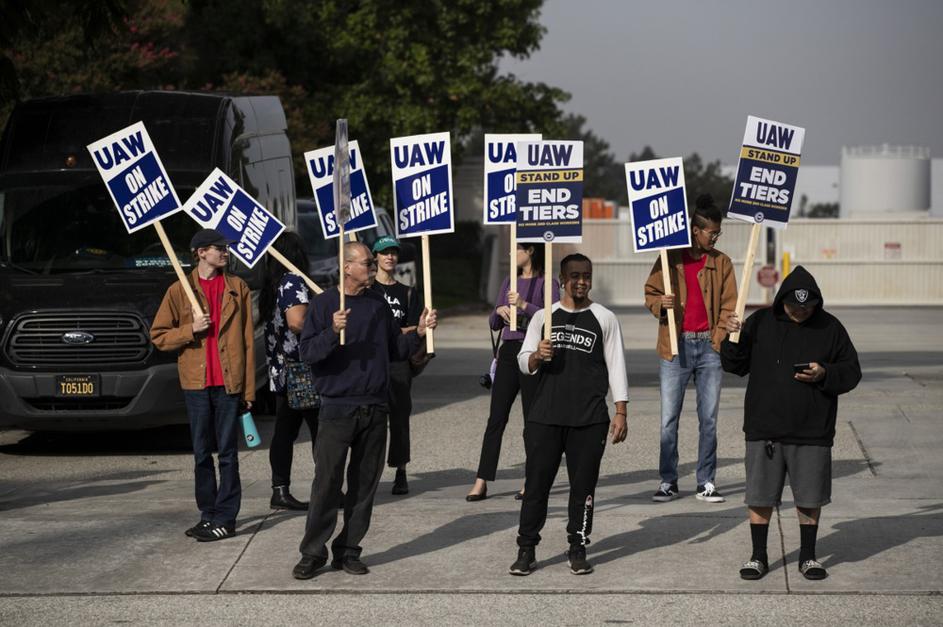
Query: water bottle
xmin=240 ymin=411 xmax=261 ymax=448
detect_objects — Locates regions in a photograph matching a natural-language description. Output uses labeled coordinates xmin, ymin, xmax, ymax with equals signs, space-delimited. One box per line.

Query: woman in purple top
xmin=467 ymin=243 xmax=559 ymax=501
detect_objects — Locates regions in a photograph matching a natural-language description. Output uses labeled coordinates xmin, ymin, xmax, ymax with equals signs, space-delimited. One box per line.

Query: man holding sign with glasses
xmin=292 ymin=241 xmax=437 ymax=579
xmin=643 ymin=194 xmax=737 ymax=504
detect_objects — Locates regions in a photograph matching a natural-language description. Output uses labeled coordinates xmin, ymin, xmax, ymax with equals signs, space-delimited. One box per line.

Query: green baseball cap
xmin=372 ymin=236 xmax=401 ymax=253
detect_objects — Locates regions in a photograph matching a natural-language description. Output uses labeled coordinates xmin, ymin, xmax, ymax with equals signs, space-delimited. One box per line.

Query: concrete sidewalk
xmin=0 ymin=308 xmax=941 ymax=624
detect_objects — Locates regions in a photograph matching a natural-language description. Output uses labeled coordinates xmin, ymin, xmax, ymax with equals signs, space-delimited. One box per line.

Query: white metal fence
xmin=573 ymin=218 xmax=943 ymax=306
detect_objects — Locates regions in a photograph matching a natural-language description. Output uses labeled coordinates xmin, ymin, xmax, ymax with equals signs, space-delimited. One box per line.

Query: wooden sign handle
xmin=347 ymin=231 xmax=357 ymax=242
xmin=509 ymin=226 xmax=517 ymax=332
xmin=543 ymin=242 xmax=552 ymax=354
xmin=153 ymin=222 xmax=203 ymax=318
xmin=660 ymin=249 xmax=679 ymax=357
xmin=338 ymin=221 xmax=346 ymax=345
xmin=730 ymin=222 xmax=762 ymax=344
xmin=268 ymin=248 xmax=323 ymax=295
xmin=421 ymin=234 xmax=434 ymax=355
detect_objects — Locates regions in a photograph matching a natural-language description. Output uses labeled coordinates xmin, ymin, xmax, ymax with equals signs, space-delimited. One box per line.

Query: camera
xmin=478 ymin=358 xmax=497 ymax=389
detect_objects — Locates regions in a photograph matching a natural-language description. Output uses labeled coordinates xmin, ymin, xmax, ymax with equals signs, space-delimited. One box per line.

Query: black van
xmin=0 ymin=91 xmax=296 ymax=430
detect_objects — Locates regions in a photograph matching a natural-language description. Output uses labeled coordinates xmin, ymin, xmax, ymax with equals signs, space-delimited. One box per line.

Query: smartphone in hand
xmin=793 ymin=362 xmax=811 ymax=373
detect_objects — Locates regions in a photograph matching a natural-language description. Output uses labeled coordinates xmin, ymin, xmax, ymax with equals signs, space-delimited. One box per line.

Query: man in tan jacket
xmin=644 ymin=195 xmax=737 ymax=504
xmin=151 ymin=228 xmax=255 ymax=542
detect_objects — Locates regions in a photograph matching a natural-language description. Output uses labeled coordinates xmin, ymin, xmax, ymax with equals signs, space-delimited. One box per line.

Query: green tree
xmin=2 ymin=0 xmax=571 ymax=206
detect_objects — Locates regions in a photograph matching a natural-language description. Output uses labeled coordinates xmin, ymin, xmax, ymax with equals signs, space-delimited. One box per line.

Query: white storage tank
xmin=840 ymin=145 xmax=930 ymax=217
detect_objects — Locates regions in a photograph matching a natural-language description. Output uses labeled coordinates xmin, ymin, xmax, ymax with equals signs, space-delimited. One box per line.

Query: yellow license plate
xmin=55 ymin=375 xmax=100 ymax=397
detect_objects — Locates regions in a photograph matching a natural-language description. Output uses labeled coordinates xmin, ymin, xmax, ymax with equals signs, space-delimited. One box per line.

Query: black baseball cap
xmin=783 ymin=288 xmax=821 ymax=308
xmin=190 ymin=228 xmax=233 ymax=250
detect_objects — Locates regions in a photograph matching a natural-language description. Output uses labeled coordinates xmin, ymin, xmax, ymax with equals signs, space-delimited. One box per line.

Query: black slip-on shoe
xmin=271 ymin=486 xmax=308 ymax=510
xmin=392 ymin=469 xmax=409 ymax=495
xmin=293 ymin=555 xmax=328 ymax=580
xmin=331 ymin=555 xmax=369 ymax=575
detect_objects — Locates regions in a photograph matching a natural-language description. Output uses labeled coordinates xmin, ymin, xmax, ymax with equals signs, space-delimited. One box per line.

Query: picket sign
xmin=484 ymin=133 xmax=541 ymax=332
xmin=727 ymin=116 xmax=805 ymax=344
xmin=513 ymin=139 xmax=584 ymax=347
xmin=390 ymin=131 xmax=456 ymax=356
xmin=624 ymin=157 xmax=691 ymax=356
xmin=86 ymin=122 xmax=204 ymax=317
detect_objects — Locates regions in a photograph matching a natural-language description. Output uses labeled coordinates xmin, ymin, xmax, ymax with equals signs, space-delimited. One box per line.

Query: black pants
xmin=517 ymin=421 xmax=609 ymax=548
xmin=269 ymin=393 xmax=319 ymax=488
xmin=387 ymin=361 xmax=412 ymax=468
xmin=475 ymin=340 xmax=538 ymax=481
xmin=298 ymin=404 xmax=388 ymax=560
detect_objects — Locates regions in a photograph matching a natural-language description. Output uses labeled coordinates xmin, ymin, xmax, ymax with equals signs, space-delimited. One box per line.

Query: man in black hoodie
xmin=721 ymin=266 xmax=860 ymax=582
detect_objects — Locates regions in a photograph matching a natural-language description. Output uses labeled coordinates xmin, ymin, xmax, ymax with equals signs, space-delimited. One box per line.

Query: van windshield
xmin=297 ymin=212 xmax=337 ymax=258
xmin=0 ymin=184 xmax=194 ymax=273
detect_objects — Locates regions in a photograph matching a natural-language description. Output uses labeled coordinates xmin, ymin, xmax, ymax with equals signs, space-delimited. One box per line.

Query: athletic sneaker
xmin=695 ymin=482 xmax=726 ymax=503
xmin=508 ymin=547 xmax=536 ymax=576
xmin=193 ymin=524 xmax=236 ymax=542
xmin=185 ymin=520 xmax=212 ymax=538
xmin=652 ymin=482 xmax=680 ymax=502
xmin=567 ymin=546 xmax=594 ymax=575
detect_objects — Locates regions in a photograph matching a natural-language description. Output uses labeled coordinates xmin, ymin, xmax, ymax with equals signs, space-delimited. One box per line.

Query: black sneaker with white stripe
xmin=695 ymin=482 xmax=725 ymax=503
xmin=194 ymin=524 xmax=236 ymax=542
xmin=185 ymin=520 xmax=212 ymax=538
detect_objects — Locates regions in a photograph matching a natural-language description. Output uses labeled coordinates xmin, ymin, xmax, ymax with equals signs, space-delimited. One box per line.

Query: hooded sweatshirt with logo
xmin=720 ymin=266 xmax=861 ymax=446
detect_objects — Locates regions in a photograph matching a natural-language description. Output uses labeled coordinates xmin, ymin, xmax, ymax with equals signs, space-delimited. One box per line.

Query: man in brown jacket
xmin=151 ymin=228 xmax=255 ymax=542
xmin=644 ymin=194 xmax=737 ymax=504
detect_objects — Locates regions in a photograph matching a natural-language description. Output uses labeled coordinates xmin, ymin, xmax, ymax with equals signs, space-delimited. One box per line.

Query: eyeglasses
xmin=701 ymin=230 xmax=722 ymax=241
xmin=209 ymin=245 xmax=229 ymax=253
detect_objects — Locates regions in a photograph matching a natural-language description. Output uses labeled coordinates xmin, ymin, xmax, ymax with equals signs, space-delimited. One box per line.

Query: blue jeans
xmin=659 ymin=338 xmax=723 ymax=487
xmin=183 ymin=386 xmax=242 ymax=526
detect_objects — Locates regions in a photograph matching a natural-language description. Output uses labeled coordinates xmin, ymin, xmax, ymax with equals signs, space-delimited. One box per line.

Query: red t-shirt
xmin=682 ymin=252 xmax=710 ymax=332
xmin=199 ymin=274 xmax=226 ymax=387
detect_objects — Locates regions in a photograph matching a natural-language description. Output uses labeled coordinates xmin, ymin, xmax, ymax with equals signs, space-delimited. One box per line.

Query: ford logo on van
xmin=62 ymin=331 xmax=95 ymax=344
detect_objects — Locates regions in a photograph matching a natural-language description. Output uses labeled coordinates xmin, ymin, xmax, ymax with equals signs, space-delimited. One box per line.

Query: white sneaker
xmin=696 ymin=482 xmax=725 ymax=503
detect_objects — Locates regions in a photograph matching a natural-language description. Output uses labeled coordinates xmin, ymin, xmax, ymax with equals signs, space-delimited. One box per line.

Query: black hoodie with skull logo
xmin=721 ymin=266 xmax=861 ymax=446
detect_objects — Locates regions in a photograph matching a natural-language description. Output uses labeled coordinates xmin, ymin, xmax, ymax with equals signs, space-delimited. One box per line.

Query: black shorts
xmin=744 ymin=440 xmax=831 ymax=508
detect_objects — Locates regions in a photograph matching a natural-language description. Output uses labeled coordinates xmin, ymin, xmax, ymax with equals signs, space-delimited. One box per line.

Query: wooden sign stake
xmin=153 ymin=222 xmax=203 ymax=317
xmin=268 ymin=248 xmax=323 ymax=295
xmin=338 ymin=221 xmax=346 ymax=345
xmin=660 ymin=249 xmax=679 ymax=357
xmin=543 ymin=242 xmax=553 ymax=355
xmin=509 ymin=226 xmax=517 ymax=332
xmin=420 ymin=234 xmax=435 ymax=355
xmin=730 ymin=222 xmax=762 ymax=344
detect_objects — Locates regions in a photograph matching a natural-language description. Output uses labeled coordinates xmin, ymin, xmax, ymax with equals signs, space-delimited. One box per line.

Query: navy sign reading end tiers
xmin=624 ymin=157 xmax=691 ymax=253
xmin=515 ymin=140 xmax=584 ymax=244
xmin=87 ymin=122 xmax=182 ymax=233
xmin=390 ymin=132 xmax=455 ymax=238
xmin=728 ymin=115 xmax=805 ymax=229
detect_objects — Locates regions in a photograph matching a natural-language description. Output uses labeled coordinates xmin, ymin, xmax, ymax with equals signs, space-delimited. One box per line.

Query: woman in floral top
xmin=261 ymin=231 xmax=319 ymax=510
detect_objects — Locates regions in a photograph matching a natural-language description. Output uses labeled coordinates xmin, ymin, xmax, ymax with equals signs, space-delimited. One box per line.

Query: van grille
xmin=24 ymin=397 xmax=135 ymax=411
xmin=5 ymin=312 xmax=151 ymax=366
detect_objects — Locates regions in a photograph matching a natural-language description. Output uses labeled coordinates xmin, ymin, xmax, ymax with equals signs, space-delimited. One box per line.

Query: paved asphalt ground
xmin=0 ymin=307 xmax=941 ymax=625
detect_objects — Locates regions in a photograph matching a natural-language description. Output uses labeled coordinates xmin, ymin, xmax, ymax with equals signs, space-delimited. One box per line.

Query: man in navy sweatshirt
xmin=292 ymin=241 xmax=437 ymax=579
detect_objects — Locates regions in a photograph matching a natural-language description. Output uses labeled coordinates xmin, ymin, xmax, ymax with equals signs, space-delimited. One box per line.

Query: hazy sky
xmin=500 ymin=0 xmax=943 ymax=165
